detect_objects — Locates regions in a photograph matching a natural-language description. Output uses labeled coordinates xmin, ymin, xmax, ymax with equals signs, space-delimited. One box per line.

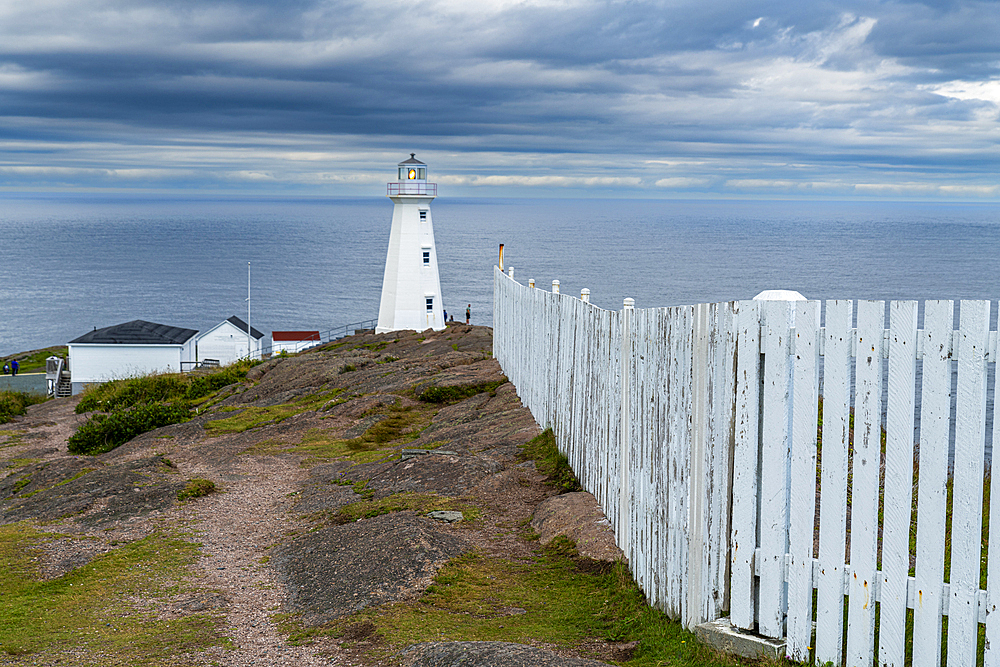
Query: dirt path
xmin=178 ymin=454 xmax=345 ymax=667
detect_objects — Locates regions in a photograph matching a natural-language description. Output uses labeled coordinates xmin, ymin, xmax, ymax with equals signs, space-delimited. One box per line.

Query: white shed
xmin=197 ymin=316 xmax=264 ymax=365
xmin=67 ymin=320 xmax=198 ymax=395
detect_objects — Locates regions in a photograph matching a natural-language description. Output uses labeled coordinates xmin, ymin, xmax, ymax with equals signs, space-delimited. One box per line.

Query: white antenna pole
xmin=247 ymin=261 xmax=251 ymax=360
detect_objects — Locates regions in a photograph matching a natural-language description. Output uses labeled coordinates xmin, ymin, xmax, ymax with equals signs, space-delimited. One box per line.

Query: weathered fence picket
xmin=880 ymin=300 xmax=917 ymax=667
xmin=815 ymin=298 xmax=852 ymax=666
xmin=950 ymin=301 xmax=989 ymax=667
xmin=787 ymin=300 xmax=819 ymax=661
xmin=914 ymin=300 xmax=953 ymax=667
xmin=730 ymin=298 xmax=760 ymax=631
xmin=847 ymin=301 xmax=884 ymax=664
xmin=492 ymin=268 xmax=998 ymax=667
xmin=758 ymin=299 xmax=792 ymax=639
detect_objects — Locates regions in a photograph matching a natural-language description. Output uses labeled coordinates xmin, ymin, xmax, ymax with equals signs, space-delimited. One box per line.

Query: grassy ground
xmin=280 ymin=530 xmax=758 ymax=667
xmin=236 ymin=396 xmax=436 ymax=467
xmin=0 ymin=523 xmax=231 ymax=665
xmin=1 ymin=347 xmax=67 ymax=375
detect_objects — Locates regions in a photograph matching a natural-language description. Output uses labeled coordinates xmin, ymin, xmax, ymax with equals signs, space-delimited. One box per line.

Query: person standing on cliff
xmin=465 ymin=304 xmax=471 ymax=325
xmin=11 ymin=359 xmax=18 ymax=376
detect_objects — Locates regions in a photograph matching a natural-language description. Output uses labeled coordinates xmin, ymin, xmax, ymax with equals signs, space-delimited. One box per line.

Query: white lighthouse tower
xmin=376 ymin=154 xmax=446 ymax=334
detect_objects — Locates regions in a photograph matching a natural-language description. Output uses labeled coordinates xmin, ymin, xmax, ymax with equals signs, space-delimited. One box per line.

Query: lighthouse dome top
xmin=398 ymin=153 xmax=425 ymax=167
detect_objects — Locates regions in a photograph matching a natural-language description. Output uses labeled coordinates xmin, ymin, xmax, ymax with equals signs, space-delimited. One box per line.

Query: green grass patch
xmin=10 ymin=477 xmax=31 ymax=496
xmin=0 ymin=524 xmax=229 ymax=663
xmin=418 ymin=379 xmax=507 ymax=404
xmin=177 ymin=478 xmax=216 ymax=501
xmin=272 ymin=403 xmax=433 ymax=465
xmin=355 ymin=341 xmax=389 ymax=353
xmin=284 ymin=429 xmax=398 ymax=465
xmin=239 ymin=401 xmax=432 ymax=467
xmin=333 ymin=477 xmax=375 ymax=499
xmin=2 ymin=457 xmax=40 ymax=471
xmin=205 ymin=404 xmax=305 ymax=434
xmin=20 ymin=470 xmax=94 ymax=499
xmin=205 ymin=390 xmax=336 ymax=435
xmin=0 ymin=431 xmax=27 ymax=448
xmin=67 ymin=403 xmax=191 ymax=455
xmin=283 ymin=537 xmax=745 ymax=667
xmin=0 ymin=391 xmax=48 ymax=425
xmin=325 ymin=492 xmax=480 ymax=525
xmin=519 ymin=428 xmax=581 ymax=493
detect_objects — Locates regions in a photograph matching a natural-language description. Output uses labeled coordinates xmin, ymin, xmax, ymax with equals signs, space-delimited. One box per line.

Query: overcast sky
xmin=1 ymin=0 xmax=998 ymax=199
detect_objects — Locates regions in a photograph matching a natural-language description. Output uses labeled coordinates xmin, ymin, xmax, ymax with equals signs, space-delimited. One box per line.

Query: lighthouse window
xmin=417 ymin=168 xmax=426 ymax=179
xmin=425 ymin=297 xmax=434 ymax=311
xmin=422 ymin=250 xmax=430 ymax=265
xmin=419 ymin=210 xmax=427 ymax=221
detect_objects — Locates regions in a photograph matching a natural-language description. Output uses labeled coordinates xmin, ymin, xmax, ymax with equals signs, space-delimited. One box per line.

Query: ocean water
xmin=2 ymin=195 xmax=1000 ymax=359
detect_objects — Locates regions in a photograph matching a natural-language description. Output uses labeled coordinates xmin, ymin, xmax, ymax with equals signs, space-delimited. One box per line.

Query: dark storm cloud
xmin=0 ymin=0 xmax=997 ymax=197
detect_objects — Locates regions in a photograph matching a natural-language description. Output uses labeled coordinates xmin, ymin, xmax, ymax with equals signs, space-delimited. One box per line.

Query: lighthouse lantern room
xmin=376 ymin=154 xmax=445 ymax=333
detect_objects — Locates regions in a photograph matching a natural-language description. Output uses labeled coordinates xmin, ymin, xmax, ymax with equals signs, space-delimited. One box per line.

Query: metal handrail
xmin=387 ymin=182 xmax=437 ymax=196
xmin=47 ymin=357 xmax=64 ymax=397
xmin=259 ymin=317 xmax=378 ymax=357
xmin=181 ymin=359 xmax=222 ymax=372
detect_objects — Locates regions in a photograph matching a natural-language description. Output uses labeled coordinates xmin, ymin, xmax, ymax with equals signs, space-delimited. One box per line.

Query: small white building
xmin=271 ymin=331 xmax=321 ymax=355
xmin=67 ymin=320 xmax=198 ymax=395
xmin=376 ymin=154 xmax=446 ymax=333
xmin=197 ymin=316 xmax=264 ymax=365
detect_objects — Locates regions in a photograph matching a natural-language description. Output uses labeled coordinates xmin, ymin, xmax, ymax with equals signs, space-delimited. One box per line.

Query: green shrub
xmin=75 ymin=359 xmax=261 ymax=414
xmin=183 ymin=359 xmax=260 ymax=401
xmin=68 ymin=403 xmax=191 ymax=455
xmin=76 ymin=375 xmax=186 ymax=413
xmin=177 ymin=478 xmax=216 ymax=501
xmin=418 ymin=379 xmax=507 ymax=404
xmin=0 ymin=391 xmax=47 ymax=425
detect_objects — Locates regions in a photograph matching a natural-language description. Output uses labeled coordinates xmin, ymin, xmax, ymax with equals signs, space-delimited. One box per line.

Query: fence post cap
xmin=753 ymin=289 xmax=806 ymax=301
xmin=623 ymin=297 xmax=635 ymax=309
xmin=581 ymin=288 xmax=590 ymax=295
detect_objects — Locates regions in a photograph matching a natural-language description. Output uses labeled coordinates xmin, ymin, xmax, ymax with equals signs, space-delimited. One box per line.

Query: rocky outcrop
xmin=396 ymin=641 xmax=616 ymax=666
xmin=274 ymin=511 xmax=470 ymax=625
xmin=530 ymin=492 xmax=625 ymax=563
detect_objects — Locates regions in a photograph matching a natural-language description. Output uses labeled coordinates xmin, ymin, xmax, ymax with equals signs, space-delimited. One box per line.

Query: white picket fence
xmin=493 ymin=267 xmax=999 ymax=667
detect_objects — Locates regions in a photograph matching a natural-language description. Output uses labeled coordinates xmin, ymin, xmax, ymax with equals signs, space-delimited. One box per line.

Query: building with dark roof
xmin=67 ymin=320 xmax=198 ymax=395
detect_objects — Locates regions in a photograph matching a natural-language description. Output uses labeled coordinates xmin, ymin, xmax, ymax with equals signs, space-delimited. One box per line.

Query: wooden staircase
xmin=46 ymin=356 xmax=72 ymax=398
xmin=55 ymin=372 xmax=72 ymax=398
